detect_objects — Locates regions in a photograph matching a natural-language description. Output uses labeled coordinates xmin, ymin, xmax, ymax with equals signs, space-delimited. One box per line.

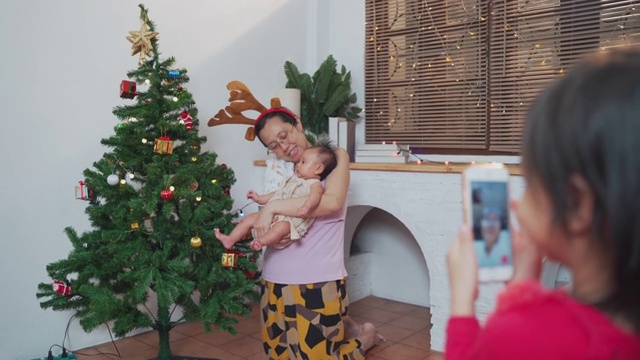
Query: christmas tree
xmin=36 ymin=5 xmax=259 ymax=360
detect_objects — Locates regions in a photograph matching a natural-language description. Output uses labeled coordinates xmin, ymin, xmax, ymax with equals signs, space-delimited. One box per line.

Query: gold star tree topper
xmin=126 ymin=17 xmax=158 ymax=64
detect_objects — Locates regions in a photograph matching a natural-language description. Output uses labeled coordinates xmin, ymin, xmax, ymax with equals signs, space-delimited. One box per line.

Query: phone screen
xmin=470 ymin=180 xmax=512 ymax=269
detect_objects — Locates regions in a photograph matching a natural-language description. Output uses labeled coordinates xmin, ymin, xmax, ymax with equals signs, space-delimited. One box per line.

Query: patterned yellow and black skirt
xmin=260 ymin=279 xmax=365 ymax=360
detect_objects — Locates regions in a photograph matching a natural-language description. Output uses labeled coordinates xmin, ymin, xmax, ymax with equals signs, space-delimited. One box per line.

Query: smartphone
xmin=462 ymin=163 xmax=513 ymax=282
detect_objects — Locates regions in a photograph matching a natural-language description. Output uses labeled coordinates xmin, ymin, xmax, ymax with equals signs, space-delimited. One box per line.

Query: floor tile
xmin=74 ymin=296 xmax=440 ymax=360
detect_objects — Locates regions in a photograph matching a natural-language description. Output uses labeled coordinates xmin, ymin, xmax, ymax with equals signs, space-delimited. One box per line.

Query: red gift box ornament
xmin=75 ymin=181 xmax=95 ymax=201
xmin=154 ymin=136 xmax=174 ymax=154
xmin=120 ymin=80 xmax=137 ymax=99
xmin=178 ymin=112 xmax=193 ymax=131
xmin=160 ymin=189 xmax=173 ymax=200
xmin=52 ymin=280 xmax=71 ymax=296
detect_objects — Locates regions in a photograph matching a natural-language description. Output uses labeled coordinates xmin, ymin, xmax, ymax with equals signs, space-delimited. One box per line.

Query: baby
xmin=214 ymin=140 xmax=337 ymax=250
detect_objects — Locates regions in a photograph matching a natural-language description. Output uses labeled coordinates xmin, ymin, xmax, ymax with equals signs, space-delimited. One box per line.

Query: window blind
xmin=365 ymin=0 xmax=640 ymax=153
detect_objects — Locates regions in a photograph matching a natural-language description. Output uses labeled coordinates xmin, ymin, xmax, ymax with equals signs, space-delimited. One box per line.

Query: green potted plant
xmin=284 ymin=55 xmax=362 ymax=137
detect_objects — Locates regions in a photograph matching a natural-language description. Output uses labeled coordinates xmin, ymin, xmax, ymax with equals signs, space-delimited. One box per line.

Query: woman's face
xmin=258 ymin=116 xmax=310 ymax=163
xmin=480 ymin=211 xmax=501 ymax=248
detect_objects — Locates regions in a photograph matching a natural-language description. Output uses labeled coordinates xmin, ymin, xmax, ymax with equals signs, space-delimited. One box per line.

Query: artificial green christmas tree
xmin=36 ymin=5 xmax=259 ymax=360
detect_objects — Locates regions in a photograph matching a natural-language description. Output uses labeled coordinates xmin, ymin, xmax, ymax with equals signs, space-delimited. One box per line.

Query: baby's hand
xmin=297 ymin=206 xmax=310 ymax=217
xmin=246 ymin=190 xmax=259 ymax=202
xmin=250 ymin=240 xmax=263 ymax=251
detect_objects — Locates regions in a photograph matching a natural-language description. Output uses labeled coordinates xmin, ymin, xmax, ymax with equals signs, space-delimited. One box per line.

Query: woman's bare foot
xmin=358 ymin=322 xmax=385 ymax=351
xmin=213 ymin=228 xmax=236 ymax=249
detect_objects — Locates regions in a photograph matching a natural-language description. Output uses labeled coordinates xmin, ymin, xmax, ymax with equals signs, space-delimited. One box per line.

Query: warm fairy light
xmin=169 ymin=186 xmax=175 ymax=191
xmin=195 ymin=196 xmax=202 ymax=202
xmin=211 ymin=179 xmax=217 ymax=184
xmin=120 ymin=179 xmax=126 ymax=185
xmin=370 ymin=36 xmax=375 ymax=41
xmin=191 ymin=157 xmax=197 ymax=162
xmin=559 ymin=68 xmax=564 ymax=74
xmin=142 ymin=138 xmax=147 ymax=143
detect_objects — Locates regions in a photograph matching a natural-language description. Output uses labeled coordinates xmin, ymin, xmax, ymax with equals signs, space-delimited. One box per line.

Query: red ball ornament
xmin=160 ymin=189 xmax=173 ymax=200
xmin=179 ymin=112 xmax=193 ymax=131
xmin=52 ymin=280 xmax=71 ymax=296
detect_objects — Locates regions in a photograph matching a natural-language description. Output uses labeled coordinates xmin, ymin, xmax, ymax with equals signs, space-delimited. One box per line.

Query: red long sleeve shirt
xmin=446 ymin=281 xmax=640 ymax=359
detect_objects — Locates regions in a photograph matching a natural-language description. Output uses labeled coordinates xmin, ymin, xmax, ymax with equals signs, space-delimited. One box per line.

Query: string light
xmin=369 ymin=0 xmax=637 ymax=140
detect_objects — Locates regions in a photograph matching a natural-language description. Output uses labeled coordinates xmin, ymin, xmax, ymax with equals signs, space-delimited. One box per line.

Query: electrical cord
xmin=46 ymin=314 xmax=122 ymax=358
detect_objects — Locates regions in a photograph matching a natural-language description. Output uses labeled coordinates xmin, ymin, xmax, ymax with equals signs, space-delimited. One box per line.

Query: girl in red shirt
xmin=446 ymin=48 xmax=640 ymax=359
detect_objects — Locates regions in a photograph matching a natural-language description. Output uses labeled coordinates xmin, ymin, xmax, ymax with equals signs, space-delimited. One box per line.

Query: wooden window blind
xmin=364 ymin=0 xmax=640 ymax=154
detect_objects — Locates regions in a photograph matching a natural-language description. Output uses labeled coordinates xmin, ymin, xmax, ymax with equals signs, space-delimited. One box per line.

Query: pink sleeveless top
xmin=261 ymin=203 xmax=348 ymax=285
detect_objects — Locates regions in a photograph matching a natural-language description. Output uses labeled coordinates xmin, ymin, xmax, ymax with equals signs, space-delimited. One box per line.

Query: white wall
xmin=0 ymin=1 xmax=312 ymax=358
xmin=2 ymin=0 xmax=519 ymax=357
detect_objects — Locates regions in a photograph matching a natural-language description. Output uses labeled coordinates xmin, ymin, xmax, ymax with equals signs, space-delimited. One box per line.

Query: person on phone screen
xmin=445 ymin=48 xmax=640 ymax=359
xmin=474 ymin=206 xmax=511 ymax=267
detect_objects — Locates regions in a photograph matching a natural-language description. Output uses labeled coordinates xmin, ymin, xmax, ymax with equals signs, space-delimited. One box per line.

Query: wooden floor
xmin=74 ymin=296 xmax=444 ymax=360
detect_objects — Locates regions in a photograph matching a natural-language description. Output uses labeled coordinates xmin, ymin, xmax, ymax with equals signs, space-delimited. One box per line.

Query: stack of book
xmin=355 ymin=143 xmax=409 ymax=164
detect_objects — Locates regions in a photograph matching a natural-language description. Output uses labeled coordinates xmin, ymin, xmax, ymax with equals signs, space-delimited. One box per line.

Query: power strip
xmin=30 ymin=353 xmax=76 ymax=360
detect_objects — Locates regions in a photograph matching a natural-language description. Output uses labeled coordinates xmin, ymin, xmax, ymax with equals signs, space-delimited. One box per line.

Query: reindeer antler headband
xmin=208 ymin=81 xmax=296 ymax=141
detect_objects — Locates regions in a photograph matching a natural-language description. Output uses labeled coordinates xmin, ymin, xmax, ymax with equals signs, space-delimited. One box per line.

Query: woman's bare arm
xmin=252 ymin=148 xmax=350 ymax=238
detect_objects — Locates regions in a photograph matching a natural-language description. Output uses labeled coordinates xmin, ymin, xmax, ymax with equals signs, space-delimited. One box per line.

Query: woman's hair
xmin=254 ymin=109 xmax=298 ymax=148
xmin=522 ymin=48 xmax=640 ymax=328
xmin=310 ymin=138 xmax=338 ymax=180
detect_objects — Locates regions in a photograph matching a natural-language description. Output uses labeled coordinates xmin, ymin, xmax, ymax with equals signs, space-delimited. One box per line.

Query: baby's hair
xmin=310 ymin=138 xmax=338 ymax=180
xmin=523 ymin=47 xmax=640 ymax=329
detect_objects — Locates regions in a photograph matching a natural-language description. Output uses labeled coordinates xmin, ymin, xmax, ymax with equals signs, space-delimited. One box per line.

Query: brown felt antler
xmin=208 ymin=81 xmax=282 ymax=141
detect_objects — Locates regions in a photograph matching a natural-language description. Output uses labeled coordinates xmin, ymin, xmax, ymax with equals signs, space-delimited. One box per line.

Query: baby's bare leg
xmin=256 ymin=221 xmax=291 ymax=247
xmin=214 ymin=212 xmax=258 ymax=249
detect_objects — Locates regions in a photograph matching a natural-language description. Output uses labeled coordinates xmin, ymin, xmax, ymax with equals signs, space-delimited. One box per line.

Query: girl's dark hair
xmin=254 ymin=110 xmax=298 ymax=148
xmin=311 ymin=138 xmax=338 ymax=180
xmin=523 ymin=48 xmax=640 ymax=329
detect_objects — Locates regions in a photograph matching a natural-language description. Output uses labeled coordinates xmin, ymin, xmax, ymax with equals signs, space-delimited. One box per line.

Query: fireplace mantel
xmin=254 ymin=160 xmax=522 ymax=175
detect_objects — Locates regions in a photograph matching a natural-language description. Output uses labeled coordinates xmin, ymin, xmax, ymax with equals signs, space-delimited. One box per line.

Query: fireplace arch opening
xmin=344 ymin=206 xmax=431 ymax=307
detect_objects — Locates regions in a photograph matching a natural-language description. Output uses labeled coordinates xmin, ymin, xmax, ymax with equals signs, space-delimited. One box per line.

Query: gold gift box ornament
xmin=221 ymin=250 xmax=241 ymax=268
xmin=154 ymin=136 xmax=174 ymax=154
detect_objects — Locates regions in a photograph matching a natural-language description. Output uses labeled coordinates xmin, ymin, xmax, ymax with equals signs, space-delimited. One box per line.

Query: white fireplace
xmin=252 ymin=161 xmax=576 ymax=351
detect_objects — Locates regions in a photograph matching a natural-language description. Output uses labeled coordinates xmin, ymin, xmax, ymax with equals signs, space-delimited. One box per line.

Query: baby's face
xmin=295 ymin=148 xmax=322 ymax=179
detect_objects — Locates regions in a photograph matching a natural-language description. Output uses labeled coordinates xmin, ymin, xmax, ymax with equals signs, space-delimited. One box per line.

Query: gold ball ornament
xmin=190 ymin=236 xmax=202 ymax=248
